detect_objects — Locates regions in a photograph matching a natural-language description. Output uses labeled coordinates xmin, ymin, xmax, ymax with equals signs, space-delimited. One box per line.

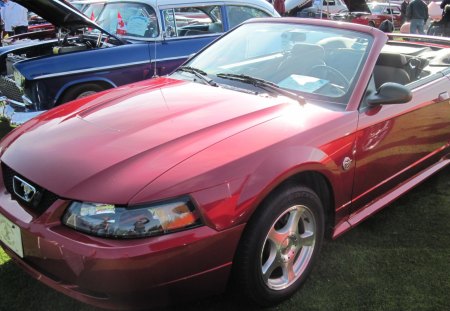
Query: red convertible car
xmin=0 ymin=18 xmax=450 ymax=309
xmin=332 ymin=2 xmax=402 ymax=29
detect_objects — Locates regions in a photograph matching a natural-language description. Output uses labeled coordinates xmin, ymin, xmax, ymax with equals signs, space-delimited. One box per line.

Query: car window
xmin=95 ymin=2 xmax=159 ymax=38
xmin=226 ymin=6 xmax=270 ymax=29
xmin=162 ymin=6 xmax=223 ymax=37
xmin=391 ymin=7 xmax=401 ymax=15
xmin=187 ymin=23 xmax=371 ymax=101
xmin=323 ymin=0 xmax=336 ymax=6
xmin=72 ymin=3 xmax=84 ymax=11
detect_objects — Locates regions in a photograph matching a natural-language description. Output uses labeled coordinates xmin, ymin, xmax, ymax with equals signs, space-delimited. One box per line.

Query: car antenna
xmin=152 ymin=0 xmax=159 ymax=78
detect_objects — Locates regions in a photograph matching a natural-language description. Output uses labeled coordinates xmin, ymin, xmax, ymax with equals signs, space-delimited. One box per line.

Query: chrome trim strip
xmin=2 ymin=75 xmax=15 ymax=83
xmin=150 ymin=55 xmax=189 ymax=63
xmin=21 ymin=95 xmax=33 ymax=106
xmin=0 ymin=96 xmax=27 ymax=107
xmin=34 ymin=55 xmax=191 ymax=79
xmin=34 ymin=60 xmax=151 ymax=80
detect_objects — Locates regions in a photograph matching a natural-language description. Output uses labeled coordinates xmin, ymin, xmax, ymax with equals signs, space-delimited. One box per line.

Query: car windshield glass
xmin=368 ymin=4 xmax=383 ymax=14
xmin=184 ymin=22 xmax=372 ymax=101
xmin=93 ymin=2 xmax=159 ymax=38
xmin=83 ymin=3 xmax=105 ymax=21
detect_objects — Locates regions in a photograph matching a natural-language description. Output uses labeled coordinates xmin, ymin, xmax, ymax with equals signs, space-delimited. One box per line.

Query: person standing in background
xmin=274 ymin=0 xmax=285 ymax=16
xmin=441 ymin=0 xmax=450 ymax=15
xmin=406 ymin=0 xmax=429 ymax=34
xmin=401 ymin=0 xmax=410 ymax=24
xmin=1 ymin=0 xmax=28 ymax=37
xmin=0 ymin=1 xmax=5 ymax=40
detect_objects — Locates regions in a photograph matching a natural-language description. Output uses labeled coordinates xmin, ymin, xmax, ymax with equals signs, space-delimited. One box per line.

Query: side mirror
xmin=367 ymin=82 xmax=412 ymax=106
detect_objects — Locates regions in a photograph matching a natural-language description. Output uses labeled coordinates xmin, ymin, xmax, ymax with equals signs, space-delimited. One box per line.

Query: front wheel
xmin=59 ymin=83 xmax=107 ymax=104
xmin=233 ymin=185 xmax=325 ymax=306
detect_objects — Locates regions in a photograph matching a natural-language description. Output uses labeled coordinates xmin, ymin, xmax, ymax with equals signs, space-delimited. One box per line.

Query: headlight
xmin=62 ymin=197 xmax=203 ymax=239
xmin=13 ymin=69 xmax=25 ymax=90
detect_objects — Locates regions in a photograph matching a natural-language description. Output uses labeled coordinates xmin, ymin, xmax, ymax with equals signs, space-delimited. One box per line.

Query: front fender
xmin=187 ymin=144 xmax=352 ymax=231
xmin=14 ymin=43 xmax=151 ymax=81
xmin=231 ymin=144 xmax=352 ymax=228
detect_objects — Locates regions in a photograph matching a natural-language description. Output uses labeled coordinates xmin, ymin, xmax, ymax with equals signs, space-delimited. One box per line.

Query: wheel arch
xmin=55 ymin=78 xmax=117 ymax=106
xmin=232 ymin=144 xmax=345 ymax=239
xmin=247 ymin=170 xmax=335 ymax=239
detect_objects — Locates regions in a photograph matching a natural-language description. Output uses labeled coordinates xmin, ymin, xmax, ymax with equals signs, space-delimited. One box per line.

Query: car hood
xmin=1 ymin=77 xmax=296 ymax=204
xmin=13 ymin=0 xmax=117 ymax=37
xmin=348 ymin=3 xmax=370 ymax=13
xmin=286 ymin=0 xmax=312 ymax=12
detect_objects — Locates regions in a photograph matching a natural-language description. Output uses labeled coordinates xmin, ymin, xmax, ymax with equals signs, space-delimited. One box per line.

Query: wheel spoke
xmin=282 ymin=260 xmax=296 ymax=285
xmin=299 ymin=230 xmax=315 ymax=247
xmin=285 ymin=207 xmax=303 ymax=234
xmin=261 ymin=244 xmax=281 ymax=282
xmin=268 ymin=225 xmax=288 ymax=246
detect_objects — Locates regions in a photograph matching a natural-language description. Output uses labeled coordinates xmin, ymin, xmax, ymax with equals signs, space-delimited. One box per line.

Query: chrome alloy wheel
xmin=260 ymin=204 xmax=316 ymax=290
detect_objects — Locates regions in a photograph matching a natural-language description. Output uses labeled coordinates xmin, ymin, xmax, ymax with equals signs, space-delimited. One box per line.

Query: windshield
xmin=83 ymin=3 xmax=105 ymax=21
xmin=183 ymin=22 xmax=372 ymax=101
xmin=94 ymin=2 xmax=159 ymax=38
xmin=368 ymin=4 xmax=383 ymax=14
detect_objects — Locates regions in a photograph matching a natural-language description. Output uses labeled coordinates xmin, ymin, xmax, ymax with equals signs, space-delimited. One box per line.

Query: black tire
xmin=233 ymin=185 xmax=325 ymax=306
xmin=59 ymin=83 xmax=107 ymax=104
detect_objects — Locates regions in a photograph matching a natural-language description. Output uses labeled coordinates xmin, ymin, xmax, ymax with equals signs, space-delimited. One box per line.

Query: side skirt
xmin=332 ymin=158 xmax=450 ymax=239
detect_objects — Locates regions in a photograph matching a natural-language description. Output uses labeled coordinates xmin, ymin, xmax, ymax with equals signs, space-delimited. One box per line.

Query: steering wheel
xmin=308 ymin=65 xmax=350 ymax=90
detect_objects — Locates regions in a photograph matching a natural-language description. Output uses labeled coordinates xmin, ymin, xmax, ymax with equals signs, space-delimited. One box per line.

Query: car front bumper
xmin=0 ymin=96 xmax=45 ymax=127
xmin=0 ymin=191 xmax=245 ymax=309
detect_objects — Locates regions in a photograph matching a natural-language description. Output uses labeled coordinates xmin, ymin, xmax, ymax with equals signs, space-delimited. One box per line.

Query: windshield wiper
xmin=177 ymin=66 xmax=218 ymax=87
xmin=216 ymin=73 xmax=305 ymax=104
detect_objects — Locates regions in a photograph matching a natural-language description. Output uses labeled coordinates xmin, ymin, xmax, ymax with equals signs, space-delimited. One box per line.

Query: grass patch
xmin=0 ymin=123 xmax=450 ymax=310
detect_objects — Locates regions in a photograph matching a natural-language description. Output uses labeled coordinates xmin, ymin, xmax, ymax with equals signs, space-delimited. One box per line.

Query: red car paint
xmin=351 ymin=3 xmax=402 ymax=28
xmin=1 ymin=18 xmax=450 ymax=309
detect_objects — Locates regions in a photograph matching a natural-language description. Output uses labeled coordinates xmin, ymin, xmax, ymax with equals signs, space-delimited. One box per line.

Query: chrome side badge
xmin=342 ymin=157 xmax=353 ymax=171
xmin=12 ymin=176 xmax=36 ymax=203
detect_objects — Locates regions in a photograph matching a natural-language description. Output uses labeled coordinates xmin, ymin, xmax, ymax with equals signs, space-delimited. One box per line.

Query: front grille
xmin=0 ymin=75 xmax=24 ymax=103
xmin=1 ymin=163 xmax=59 ymax=215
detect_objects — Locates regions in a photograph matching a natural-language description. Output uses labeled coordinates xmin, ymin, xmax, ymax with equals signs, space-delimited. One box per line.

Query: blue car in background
xmin=0 ymin=0 xmax=278 ymax=126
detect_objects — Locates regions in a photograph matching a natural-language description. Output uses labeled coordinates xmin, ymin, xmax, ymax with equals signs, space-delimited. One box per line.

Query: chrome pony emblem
xmin=342 ymin=157 xmax=353 ymax=171
xmin=12 ymin=176 xmax=36 ymax=203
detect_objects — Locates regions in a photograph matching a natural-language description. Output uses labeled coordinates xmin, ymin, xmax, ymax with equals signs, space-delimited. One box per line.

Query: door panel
xmin=352 ymin=76 xmax=450 ymax=211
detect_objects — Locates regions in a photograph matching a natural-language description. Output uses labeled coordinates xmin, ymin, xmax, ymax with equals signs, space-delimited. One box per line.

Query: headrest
xmin=376 ymin=53 xmax=408 ymax=67
xmin=291 ymin=43 xmax=325 ymax=58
